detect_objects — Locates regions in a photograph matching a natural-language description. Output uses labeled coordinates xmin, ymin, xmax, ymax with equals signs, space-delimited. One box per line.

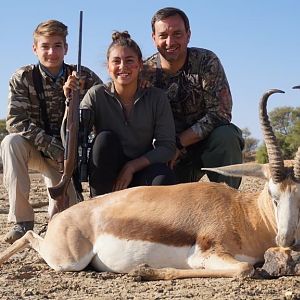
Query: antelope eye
xmin=273 ymin=198 xmax=279 ymax=207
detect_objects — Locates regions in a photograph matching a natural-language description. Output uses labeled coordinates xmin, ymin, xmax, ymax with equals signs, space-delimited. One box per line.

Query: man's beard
xmin=158 ymin=49 xmax=179 ymax=63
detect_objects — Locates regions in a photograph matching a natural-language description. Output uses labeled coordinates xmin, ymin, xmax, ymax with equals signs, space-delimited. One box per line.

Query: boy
xmin=1 ymin=20 xmax=102 ymax=244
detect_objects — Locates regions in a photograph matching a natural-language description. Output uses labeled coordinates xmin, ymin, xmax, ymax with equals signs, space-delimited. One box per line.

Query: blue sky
xmin=1 ymin=0 xmax=299 ymax=141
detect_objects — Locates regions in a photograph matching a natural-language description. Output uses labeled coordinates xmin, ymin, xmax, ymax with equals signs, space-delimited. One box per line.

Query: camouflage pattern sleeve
xmin=141 ymin=59 xmax=157 ymax=84
xmin=143 ymin=49 xmax=233 ymax=141
xmin=6 ymin=66 xmax=63 ymax=161
xmin=80 ymin=66 xmax=102 ymax=91
xmin=191 ymin=49 xmax=232 ymax=139
xmin=6 ymin=64 xmax=102 ymax=162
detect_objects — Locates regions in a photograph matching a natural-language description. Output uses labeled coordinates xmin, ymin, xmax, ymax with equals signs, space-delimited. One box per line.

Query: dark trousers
xmin=175 ymin=124 xmax=244 ymax=189
xmin=88 ymin=131 xmax=176 ymax=197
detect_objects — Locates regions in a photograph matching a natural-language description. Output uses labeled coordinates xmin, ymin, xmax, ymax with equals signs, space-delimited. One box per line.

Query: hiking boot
xmin=3 ymin=221 xmax=34 ymax=244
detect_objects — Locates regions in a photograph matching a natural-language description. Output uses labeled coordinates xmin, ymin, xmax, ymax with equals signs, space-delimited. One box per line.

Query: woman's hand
xmin=113 ymin=162 xmax=135 ymax=191
xmin=112 ymin=156 xmax=150 ymax=191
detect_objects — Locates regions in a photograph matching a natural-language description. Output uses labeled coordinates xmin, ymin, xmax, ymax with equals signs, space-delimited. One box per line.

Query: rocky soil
xmin=0 ymin=174 xmax=299 ymax=300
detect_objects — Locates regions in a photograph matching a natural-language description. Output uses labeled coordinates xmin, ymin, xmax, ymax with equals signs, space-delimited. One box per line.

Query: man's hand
xmin=139 ymin=79 xmax=151 ymax=89
xmin=168 ymin=129 xmax=201 ymax=169
xmin=168 ymin=148 xmax=184 ymax=169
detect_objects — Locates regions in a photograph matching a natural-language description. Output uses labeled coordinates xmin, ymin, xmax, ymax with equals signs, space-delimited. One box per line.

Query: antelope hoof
xmin=129 ymin=264 xmax=160 ymax=281
xmin=234 ymin=263 xmax=255 ymax=279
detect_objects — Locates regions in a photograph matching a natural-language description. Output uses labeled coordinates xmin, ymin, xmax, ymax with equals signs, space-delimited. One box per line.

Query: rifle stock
xmin=48 ymin=11 xmax=83 ymax=215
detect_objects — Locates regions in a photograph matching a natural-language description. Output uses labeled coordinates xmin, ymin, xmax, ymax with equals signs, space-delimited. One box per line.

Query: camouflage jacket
xmin=6 ymin=63 xmax=102 ymax=161
xmin=143 ymin=47 xmax=232 ymax=140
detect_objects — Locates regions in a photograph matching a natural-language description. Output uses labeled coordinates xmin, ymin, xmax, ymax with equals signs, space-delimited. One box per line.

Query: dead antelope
xmin=0 ymin=89 xmax=300 ymax=280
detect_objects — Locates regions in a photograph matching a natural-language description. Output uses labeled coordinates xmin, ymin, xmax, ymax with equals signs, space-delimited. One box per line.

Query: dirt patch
xmin=0 ymin=174 xmax=299 ymax=300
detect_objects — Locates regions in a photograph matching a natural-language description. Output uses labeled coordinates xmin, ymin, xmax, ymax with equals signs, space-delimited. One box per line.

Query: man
xmin=143 ymin=7 xmax=244 ymax=188
xmin=1 ymin=20 xmax=101 ymax=244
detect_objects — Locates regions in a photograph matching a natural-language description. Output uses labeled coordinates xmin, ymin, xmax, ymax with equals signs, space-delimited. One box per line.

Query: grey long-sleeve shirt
xmin=80 ymin=83 xmax=176 ymax=164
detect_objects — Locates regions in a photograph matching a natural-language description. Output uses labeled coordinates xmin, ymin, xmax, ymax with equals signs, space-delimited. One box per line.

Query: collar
xmin=39 ymin=63 xmax=65 ymax=82
xmin=105 ymin=81 xmax=146 ymax=104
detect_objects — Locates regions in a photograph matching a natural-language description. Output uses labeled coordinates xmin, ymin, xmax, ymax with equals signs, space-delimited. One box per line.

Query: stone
xmin=259 ymin=246 xmax=300 ymax=277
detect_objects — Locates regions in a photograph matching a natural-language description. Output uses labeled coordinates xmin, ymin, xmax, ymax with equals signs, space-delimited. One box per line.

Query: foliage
xmin=0 ymin=119 xmax=7 ymax=143
xmin=255 ymin=106 xmax=300 ymax=162
xmin=241 ymin=127 xmax=259 ymax=162
xmin=256 ymin=144 xmax=268 ymax=163
xmin=269 ymin=107 xmax=299 ymax=135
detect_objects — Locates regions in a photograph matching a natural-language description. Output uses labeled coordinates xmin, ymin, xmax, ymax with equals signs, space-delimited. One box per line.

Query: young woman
xmin=64 ymin=31 xmax=176 ymax=196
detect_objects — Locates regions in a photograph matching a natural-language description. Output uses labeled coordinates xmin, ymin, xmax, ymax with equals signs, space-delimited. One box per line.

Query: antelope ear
xmin=202 ymin=163 xmax=270 ymax=179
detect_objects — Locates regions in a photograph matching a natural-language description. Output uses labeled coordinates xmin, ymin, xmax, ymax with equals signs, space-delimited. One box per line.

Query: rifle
xmin=48 ymin=11 xmax=83 ymax=217
xmin=78 ymin=108 xmax=92 ymax=182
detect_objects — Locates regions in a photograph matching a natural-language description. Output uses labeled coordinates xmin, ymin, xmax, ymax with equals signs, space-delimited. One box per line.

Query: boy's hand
xmin=63 ymin=71 xmax=79 ymax=98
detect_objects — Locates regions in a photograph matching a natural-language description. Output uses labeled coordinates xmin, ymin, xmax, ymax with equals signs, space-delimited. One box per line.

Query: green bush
xmin=0 ymin=119 xmax=7 ymax=143
xmin=256 ymin=144 xmax=268 ymax=164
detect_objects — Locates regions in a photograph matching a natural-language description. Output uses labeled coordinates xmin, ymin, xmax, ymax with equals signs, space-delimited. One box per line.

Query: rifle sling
xmin=32 ymin=65 xmax=51 ymax=134
xmin=32 ymin=64 xmax=72 ymax=136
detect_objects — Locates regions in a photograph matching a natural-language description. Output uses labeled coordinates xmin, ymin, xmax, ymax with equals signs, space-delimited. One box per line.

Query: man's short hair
xmin=151 ymin=7 xmax=190 ymax=33
xmin=33 ymin=20 xmax=68 ymax=45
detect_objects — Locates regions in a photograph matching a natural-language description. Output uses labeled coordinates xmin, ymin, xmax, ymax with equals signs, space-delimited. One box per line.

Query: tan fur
xmin=0 ymin=162 xmax=299 ymax=280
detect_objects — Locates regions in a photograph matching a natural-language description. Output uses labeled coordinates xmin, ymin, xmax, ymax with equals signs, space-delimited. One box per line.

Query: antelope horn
xmin=292 ymin=86 xmax=300 ymax=181
xmin=259 ymin=89 xmax=285 ymax=183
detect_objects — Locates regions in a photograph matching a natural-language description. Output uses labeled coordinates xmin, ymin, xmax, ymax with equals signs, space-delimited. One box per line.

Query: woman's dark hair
xmin=106 ymin=31 xmax=142 ymax=60
xmin=151 ymin=7 xmax=190 ymax=33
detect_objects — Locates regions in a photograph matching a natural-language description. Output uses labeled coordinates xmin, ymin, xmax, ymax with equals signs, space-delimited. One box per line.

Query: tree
xmin=256 ymin=144 xmax=268 ymax=163
xmin=269 ymin=107 xmax=295 ymax=135
xmin=255 ymin=106 xmax=300 ymax=162
xmin=242 ymin=127 xmax=259 ymax=162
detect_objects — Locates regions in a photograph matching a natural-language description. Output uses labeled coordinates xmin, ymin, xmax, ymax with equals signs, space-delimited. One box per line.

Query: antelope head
xmin=259 ymin=88 xmax=300 ymax=247
xmin=203 ymin=88 xmax=300 ymax=247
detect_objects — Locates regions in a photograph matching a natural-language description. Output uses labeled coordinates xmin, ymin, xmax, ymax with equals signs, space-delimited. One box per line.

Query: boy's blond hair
xmin=33 ymin=20 xmax=68 ymax=45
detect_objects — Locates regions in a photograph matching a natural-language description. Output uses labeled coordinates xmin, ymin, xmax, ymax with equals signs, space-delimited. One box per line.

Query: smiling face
xmin=33 ymin=35 xmax=68 ymax=76
xmin=152 ymin=14 xmax=190 ymax=70
xmin=107 ymin=45 xmax=142 ymax=89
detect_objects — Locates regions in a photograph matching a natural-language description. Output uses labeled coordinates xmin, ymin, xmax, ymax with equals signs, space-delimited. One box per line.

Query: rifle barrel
xmin=77 ymin=11 xmax=83 ymax=75
xmin=48 ymin=11 xmax=83 ymax=212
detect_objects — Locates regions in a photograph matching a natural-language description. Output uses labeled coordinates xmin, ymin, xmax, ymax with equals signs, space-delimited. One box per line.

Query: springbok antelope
xmin=0 ymin=89 xmax=300 ymax=280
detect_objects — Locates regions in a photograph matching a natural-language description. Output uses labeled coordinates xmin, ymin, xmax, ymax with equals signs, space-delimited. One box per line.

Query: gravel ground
xmin=0 ymin=174 xmax=299 ymax=300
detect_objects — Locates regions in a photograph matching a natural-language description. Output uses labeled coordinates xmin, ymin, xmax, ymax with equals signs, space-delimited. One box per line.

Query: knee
xmin=143 ymin=163 xmax=176 ymax=186
xmin=91 ymin=131 xmax=123 ymax=167
xmin=210 ymin=125 xmax=243 ymax=150
xmin=93 ymin=131 xmax=120 ymax=151
xmin=1 ymin=134 xmax=28 ymax=154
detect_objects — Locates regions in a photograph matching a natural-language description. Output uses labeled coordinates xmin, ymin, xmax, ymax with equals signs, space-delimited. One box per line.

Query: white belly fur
xmin=91 ymin=233 xmax=193 ymax=273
